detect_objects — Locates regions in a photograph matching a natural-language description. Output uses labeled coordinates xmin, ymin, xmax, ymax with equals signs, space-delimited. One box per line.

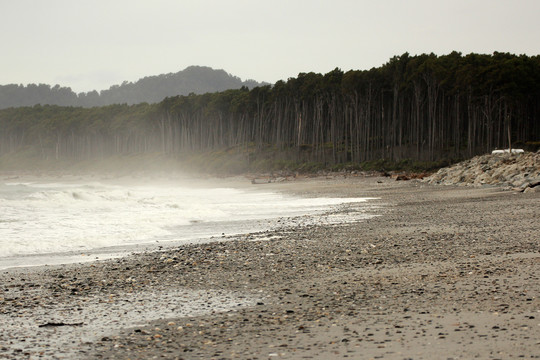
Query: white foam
xmin=0 ymin=180 xmax=376 ymax=261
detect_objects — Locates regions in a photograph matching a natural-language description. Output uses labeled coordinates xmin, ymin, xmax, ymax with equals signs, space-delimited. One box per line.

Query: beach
xmin=1 ymin=175 xmax=539 ymax=359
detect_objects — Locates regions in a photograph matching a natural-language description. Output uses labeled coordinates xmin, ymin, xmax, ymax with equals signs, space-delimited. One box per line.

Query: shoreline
xmin=0 ymin=174 xmax=380 ymax=271
xmin=1 ymin=176 xmax=539 ymax=359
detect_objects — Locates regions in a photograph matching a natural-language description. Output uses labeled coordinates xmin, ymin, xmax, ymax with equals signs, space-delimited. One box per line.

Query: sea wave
xmin=0 ymin=180 xmax=375 ymax=260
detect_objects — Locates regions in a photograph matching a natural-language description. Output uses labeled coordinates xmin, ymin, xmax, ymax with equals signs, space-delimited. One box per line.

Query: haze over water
xmin=0 ymin=177 xmax=376 ymax=269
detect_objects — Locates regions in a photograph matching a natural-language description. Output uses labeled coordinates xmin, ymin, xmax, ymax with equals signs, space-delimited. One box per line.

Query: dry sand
xmin=1 ymin=176 xmax=539 ymax=359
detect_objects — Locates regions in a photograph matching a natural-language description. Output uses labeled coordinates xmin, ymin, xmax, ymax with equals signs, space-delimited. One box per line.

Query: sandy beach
xmin=1 ymin=175 xmax=539 ymax=359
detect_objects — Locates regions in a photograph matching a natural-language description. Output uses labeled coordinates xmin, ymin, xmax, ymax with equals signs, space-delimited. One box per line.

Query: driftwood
xmin=251 ymin=177 xmax=288 ymax=184
xmin=38 ymin=322 xmax=83 ymax=328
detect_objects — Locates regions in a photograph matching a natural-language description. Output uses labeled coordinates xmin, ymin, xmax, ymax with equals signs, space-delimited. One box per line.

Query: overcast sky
xmin=1 ymin=0 xmax=539 ymax=93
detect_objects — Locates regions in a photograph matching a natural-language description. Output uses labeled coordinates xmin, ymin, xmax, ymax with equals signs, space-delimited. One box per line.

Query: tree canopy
xmin=0 ymin=66 xmax=265 ymax=109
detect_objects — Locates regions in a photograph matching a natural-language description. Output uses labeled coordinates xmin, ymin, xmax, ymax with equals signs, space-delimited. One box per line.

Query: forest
xmin=1 ymin=52 xmax=539 ymax=173
xmin=0 ymin=66 xmax=264 ymax=109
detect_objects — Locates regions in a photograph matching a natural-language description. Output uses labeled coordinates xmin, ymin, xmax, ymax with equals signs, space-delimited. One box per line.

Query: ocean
xmin=0 ymin=177 xmax=377 ymax=269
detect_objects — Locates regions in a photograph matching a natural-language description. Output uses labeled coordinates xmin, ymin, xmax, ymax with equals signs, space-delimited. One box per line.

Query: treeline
xmin=1 ymin=52 xmax=539 ymax=170
xmin=0 ymin=66 xmax=264 ymax=109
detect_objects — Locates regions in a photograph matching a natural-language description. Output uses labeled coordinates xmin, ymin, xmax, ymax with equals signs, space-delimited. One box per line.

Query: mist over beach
xmin=1 ymin=1 xmax=539 ymax=359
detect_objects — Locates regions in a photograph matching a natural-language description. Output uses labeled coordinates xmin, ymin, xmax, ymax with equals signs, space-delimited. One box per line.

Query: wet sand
xmin=1 ymin=176 xmax=539 ymax=359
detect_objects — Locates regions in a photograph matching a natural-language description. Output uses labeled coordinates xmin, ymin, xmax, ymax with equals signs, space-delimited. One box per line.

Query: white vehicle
xmin=492 ymin=148 xmax=524 ymax=154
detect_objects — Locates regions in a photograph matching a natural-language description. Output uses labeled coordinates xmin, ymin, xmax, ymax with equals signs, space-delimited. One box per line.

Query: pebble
xmin=0 ymin=176 xmax=538 ymax=359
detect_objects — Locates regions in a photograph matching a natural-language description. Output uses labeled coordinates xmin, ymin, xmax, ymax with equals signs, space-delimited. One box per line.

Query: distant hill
xmin=0 ymin=66 xmax=267 ymax=109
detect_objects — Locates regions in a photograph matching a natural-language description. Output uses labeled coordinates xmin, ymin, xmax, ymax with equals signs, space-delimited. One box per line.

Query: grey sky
xmin=1 ymin=0 xmax=539 ymax=93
